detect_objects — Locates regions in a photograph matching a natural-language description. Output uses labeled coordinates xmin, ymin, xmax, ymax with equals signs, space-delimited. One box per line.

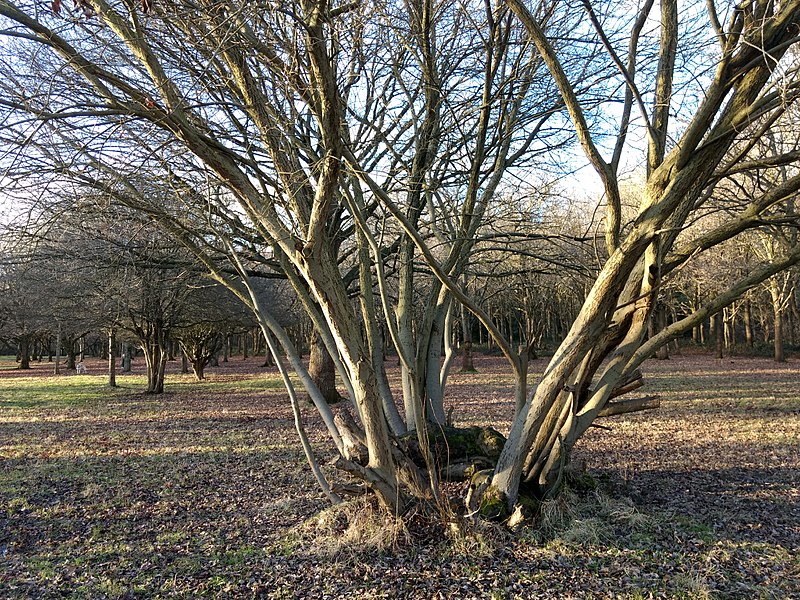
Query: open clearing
xmin=1 ymin=353 xmax=798 ymax=598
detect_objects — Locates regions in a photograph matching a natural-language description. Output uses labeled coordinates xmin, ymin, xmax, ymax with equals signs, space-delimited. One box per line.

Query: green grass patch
xmin=167 ymin=374 xmax=285 ymax=393
xmin=0 ymin=376 xmax=127 ymax=409
xmin=0 ymin=372 xmax=286 ymax=412
xmin=0 ymin=355 xmax=21 ymax=370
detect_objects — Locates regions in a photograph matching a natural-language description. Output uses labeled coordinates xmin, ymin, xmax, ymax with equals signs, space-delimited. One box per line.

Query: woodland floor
xmin=0 ymin=350 xmax=798 ymax=599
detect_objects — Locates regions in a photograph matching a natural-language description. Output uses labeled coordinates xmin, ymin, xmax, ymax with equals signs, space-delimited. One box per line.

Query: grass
xmin=1 ymin=353 xmax=798 ymax=598
xmin=0 ymin=376 xmax=128 ymax=409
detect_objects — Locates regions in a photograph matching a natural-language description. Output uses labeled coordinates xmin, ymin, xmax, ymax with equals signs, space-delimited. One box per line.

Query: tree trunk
xmin=66 ymin=343 xmax=76 ymax=370
xmin=108 ymin=329 xmax=116 ymax=388
xmin=191 ymin=358 xmax=206 ymax=380
xmin=18 ymin=335 xmax=31 ymax=370
xmin=723 ymin=308 xmax=733 ymax=349
xmin=143 ymin=340 xmax=168 ymax=394
xmin=774 ymin=307 xmax=785 ymax=362
xmin=653 ymin=305 xmax=670 ymax=359
xmin=770 ymin=280 xmax=785 ymax=362
xmin=714 ymin=312 xmax=724 ymax=359
xmin=744 ymin=300 xmax=754 ymax=348
xmin=262 ymin=344 xmax=274 ymax=367
xmin=460 ymin=301 xmax=476 ymax=372
xmin=122 ymin=344 xmax=132 ymax=372
xmin=787 ymin=296 xmax=797 ymax=347
xmin=308 ymin=330 xmax=340 ymax=404
xmin=54 ymin=322 xmax=61 ymax=375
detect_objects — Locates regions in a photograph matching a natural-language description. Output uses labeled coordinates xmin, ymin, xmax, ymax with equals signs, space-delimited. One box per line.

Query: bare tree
xmin=1 ymin=0 xmax=799 ymax=519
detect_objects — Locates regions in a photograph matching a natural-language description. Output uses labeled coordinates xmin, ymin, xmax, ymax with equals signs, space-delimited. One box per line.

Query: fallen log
xmin=396 ymin=424 xmax=506 ymax=480
xmin=332 ymin=409 xmax=507 ymax=482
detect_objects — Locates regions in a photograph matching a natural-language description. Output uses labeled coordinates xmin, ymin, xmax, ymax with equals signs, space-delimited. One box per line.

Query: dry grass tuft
xmin=526 ymin=485 xmax=650 ymax=545
xmin=670 ymin=571 xmax=713 ymax=599
xmin=302 ymin=497 xmax=411 ymax=556
xmin=560 ymin=517 xmax=610 ymax=545
xmin=595 ymin=492 xmax=652 ymax=530
xmin=444 ymin=517 xmax=508 ymax=559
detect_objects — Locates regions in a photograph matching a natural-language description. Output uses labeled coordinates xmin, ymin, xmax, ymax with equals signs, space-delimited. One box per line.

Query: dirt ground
xmin=0 ymin=351 xmax=798 ymax=598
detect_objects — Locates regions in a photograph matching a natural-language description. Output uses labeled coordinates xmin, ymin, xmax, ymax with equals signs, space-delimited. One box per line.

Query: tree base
xmin=397 ymin=424 xmax=506 ymax=480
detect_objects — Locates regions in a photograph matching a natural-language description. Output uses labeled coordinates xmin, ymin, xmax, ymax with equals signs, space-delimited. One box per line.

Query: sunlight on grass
xmin=0 ymin=376 xmax=122 ymax=409
xmin=0 ymin=371 xmax=287 ymax=413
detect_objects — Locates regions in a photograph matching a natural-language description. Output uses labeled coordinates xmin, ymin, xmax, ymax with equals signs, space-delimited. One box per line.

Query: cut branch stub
xmin=597 ymin=395 xmax=660 ymax=417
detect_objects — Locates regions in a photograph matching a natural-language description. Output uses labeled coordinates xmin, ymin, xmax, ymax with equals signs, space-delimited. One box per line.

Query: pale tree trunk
xmin=438 ymin=301 xmax=458 ymax=414
xmin=397 ymin=235 xmax=420 ymax=432
xmin=724 ymin=307 xmax=733 ymax=349
xmin=487 ymin=0 xmax=800 ymax=504
xmin=298 ymin=246 xmax=432 ymax=513
xmin=714 ymin=312 xmax=724 ymax=358
xmin=774 ymin=307 xmax=784 ymax=362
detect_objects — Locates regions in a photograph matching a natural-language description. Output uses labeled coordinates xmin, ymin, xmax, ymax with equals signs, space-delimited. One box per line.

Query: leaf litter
xmin=0 ymin=352 xmax=798 ymax=598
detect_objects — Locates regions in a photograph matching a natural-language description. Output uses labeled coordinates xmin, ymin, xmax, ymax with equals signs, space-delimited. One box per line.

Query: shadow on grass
xmin=600 ymin=465 xmax=800 ymax=547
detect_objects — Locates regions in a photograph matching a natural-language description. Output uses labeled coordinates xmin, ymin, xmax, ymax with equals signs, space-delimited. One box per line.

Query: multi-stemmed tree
xmin=1 ymin=0 xmax=799 ymax=518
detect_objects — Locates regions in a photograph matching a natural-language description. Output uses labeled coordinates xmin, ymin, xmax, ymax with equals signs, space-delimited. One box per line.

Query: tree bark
xmin=108 ymin=329 xmax=116 ymax=388
xmin=770 ymin=280 xmax=786 ymax=362
xmin=18 ymin=334 xmax=31 ymax=370
xmin=142 ymin=339 xmax=168 ymax=394
xmin=744 ymin=300 xmax=754 ymax=348
xmin=53 ymin=322 xmax=61 ymax=375
xmin=122 ymin=343 xmax=132 ymax=373
xmin=307 ymin=330 xmax=340 ymax=404
xmin=652 ymin=305 xmax=670 ymax=359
